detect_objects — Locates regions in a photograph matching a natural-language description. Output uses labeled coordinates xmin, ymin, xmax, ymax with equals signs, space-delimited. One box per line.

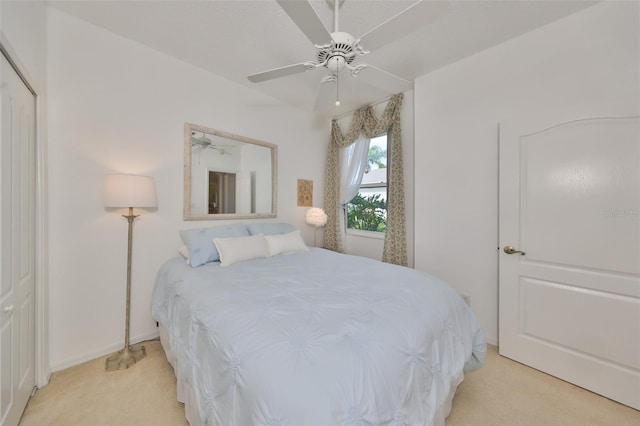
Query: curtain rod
xmin=331 ymin=95 xmax=393 ymax=121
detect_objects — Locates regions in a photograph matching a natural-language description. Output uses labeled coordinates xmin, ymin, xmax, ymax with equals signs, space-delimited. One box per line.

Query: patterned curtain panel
xmin=323 ymin=93 xmax=407 ymax=266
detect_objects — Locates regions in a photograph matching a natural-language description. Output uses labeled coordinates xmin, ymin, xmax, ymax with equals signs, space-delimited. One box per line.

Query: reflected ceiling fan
xmin=191 ymin=132 xmax=231 ymax=155
xmin=247 ymin=0 xmax=448 ymax=109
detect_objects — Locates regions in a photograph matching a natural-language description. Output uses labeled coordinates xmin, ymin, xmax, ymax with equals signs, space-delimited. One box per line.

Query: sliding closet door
xmin=0 ymin=52 xmax=37 ymax=426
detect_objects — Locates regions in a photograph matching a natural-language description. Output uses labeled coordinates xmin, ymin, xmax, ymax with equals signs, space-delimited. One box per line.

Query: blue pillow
xmin=179 ymin=224 xmax=250 ymax=267
xmin=247 ymin=222 xmax=296 ymax=236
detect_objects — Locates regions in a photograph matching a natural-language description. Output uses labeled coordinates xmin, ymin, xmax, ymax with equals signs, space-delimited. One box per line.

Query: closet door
xmin=0 ymin=52 xmax=36 ymax=426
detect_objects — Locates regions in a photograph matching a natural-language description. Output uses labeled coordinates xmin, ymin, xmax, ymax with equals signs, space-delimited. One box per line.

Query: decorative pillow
xmin=247 ymin=222 xmax=296 ymax=236
xmin=179 ymin=224 xmax=250 ymax=267
xmin=177 ymin=245 xmax=190 ymax=265
xmin=213 ymin=234 xmax=270 ymax=267
xmin=264 ymin=230 xmax=308 ymax=256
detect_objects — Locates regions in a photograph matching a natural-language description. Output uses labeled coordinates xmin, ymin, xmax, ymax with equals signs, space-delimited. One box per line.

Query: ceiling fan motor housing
xmin=318 ymin=31 xmax=356 ymax=71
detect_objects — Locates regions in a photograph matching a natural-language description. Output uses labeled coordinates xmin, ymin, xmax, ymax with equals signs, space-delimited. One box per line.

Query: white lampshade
xmin=305 ymin=207 xmax=327 ymax=227
xmin=104 ymin=174 xmax=157 ymax=208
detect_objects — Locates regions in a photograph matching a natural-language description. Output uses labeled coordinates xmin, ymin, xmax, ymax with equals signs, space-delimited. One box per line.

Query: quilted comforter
xmin=152 ymin=248 xmax=486 ymax=425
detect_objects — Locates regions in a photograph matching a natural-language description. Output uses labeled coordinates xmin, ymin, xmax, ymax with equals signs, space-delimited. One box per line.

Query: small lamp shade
xmin=305 ymin=207 xmax=327 ymax=227
xmin=104 ymin=174 xmax=157 ymax=208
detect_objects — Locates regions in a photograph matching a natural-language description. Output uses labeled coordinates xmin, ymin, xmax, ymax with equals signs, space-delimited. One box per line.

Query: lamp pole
xmin=105 ymin=207 xmax=146 ymax=371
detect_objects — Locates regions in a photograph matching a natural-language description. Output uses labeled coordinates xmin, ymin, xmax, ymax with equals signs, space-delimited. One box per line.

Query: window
xmin=346 ymin=134 xmax=387 ymax=233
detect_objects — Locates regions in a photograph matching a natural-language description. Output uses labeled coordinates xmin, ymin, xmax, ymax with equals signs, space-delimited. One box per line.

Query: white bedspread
xmin=152 ymin=248 xmax=486 ymax=425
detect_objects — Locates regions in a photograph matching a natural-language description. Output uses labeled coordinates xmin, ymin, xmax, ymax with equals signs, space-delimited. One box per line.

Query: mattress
xmin=152 ymin=248 xmax=486 ymax=425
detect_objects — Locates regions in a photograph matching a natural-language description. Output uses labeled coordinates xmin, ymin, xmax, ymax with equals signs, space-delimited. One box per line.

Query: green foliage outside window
xmin=347 ymin=193 xmax=387 ymax=232
xmin=367 ymin=145 xmax=387 ymax=170
xmin=346 ymin=138 xmax=388 ymax=232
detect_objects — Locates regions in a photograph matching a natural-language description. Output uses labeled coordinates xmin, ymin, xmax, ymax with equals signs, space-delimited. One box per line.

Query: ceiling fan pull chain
xmin=335 ymin=58 xmax=340 ymax=107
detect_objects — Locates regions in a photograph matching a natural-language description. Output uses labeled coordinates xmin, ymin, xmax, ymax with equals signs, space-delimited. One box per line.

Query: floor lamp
xmin=104 ymin=174 xmax=157 ymax=371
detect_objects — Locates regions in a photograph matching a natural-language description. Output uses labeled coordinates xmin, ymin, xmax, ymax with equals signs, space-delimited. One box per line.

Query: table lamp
xmin=305 ymin=207 xmax=327 ymax=247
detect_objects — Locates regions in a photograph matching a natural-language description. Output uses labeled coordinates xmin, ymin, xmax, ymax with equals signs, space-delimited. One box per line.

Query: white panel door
xmin=499 ymin=110 xmax=640 ymax=410
xmin=0 ymin=53 xmax=36 ymax=426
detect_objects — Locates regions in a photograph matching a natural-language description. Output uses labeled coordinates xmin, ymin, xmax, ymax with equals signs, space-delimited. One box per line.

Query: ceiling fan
xmin=247 ymin=0 xmax=448 ymax=109
xmin=191 ymin=132 xmax=231 ymax=155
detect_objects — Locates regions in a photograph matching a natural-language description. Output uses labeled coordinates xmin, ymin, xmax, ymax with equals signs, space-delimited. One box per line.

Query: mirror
xmin=184 ymin=123 xmax=277 ymax=220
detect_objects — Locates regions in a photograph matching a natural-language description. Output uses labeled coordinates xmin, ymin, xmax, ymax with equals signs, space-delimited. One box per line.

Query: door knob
xmin=504 ymin=246 xmax=526 ymax=255
xmin=3 ymin=305 xmax=13 ymax=314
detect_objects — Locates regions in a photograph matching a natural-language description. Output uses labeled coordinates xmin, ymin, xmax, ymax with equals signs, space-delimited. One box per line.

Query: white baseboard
xmin=49 ymin=330 xmax=160 ymax=373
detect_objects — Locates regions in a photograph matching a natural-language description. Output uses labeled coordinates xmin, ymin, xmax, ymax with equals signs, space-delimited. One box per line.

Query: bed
xmin=152 ymin=225 xmax=486 ymax=425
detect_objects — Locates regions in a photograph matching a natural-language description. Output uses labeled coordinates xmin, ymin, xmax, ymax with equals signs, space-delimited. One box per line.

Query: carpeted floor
xmin=19 ymin=340 xmax=640 ymax=425
xmin=446 ymin=346 xmax=639 ymax=426
xmin=20 ymin=340 xmax=187 ymax=426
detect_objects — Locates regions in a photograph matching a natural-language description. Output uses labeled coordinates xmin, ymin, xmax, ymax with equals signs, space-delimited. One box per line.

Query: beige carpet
xmin=447 ymin=346 xmax=639 ymax=426
xmin=19 ymin=340 xmax=639 ymax=426
xmin=20 ymin=340 xmax=187 ymax=426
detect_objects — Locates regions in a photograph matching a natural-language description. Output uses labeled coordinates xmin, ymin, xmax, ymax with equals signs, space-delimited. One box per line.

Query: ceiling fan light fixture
xmin=327 ymin=55 xmax=346 ymax=72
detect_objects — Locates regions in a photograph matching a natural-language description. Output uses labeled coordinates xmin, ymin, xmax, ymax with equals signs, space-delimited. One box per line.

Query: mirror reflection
xmin=184 ymin=123 xmax=277 ymax=220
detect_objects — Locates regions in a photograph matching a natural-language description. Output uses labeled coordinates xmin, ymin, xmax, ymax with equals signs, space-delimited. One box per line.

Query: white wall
xmin=0 ymin=0 xmax=47 ymax=89
xmin=338 ymin=91 xmax=415 ymax=267
xmin=414 ymin=1 xmax=639 ymax=345
xmin=47 ymin=8 xmax=327 ymax=370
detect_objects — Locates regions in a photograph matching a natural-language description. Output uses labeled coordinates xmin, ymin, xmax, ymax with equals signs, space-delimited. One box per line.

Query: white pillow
xmin=213 ymin=234 xmax=270 ymax=267
xmin=177 ymin=245 xmax=190 ymax=265
xmin=264 ymin=230 xmax=308 ymax=256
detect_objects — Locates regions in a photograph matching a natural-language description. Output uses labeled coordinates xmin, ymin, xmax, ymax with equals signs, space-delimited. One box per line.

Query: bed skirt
xmin=159 ymin=323 xmax=204 ymax=425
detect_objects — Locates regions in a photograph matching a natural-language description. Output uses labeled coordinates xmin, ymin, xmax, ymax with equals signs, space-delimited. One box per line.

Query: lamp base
xmin=105 ymin=345 xmax=146 ymax=371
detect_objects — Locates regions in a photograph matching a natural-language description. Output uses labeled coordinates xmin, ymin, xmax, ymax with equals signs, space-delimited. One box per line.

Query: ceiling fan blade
xmin=314 ymin=80 xmax=336 ymax=111
xmin=247 ymin=62 xmax=312 ymax=83
xmin=358 ymin=0 xmax=449 ymax=51
xmin=357 ymin=65 xmax=413 ymax=94
xmin=276 ymin=0 xmax=331 ymax=45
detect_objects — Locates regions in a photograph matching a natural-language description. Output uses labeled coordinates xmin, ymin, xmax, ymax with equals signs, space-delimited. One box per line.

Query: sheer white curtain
xmin=339 ymin=135 xmax=370 ymax=206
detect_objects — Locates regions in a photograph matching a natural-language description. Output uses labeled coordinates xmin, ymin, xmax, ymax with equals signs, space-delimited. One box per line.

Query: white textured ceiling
xmin=48 ymin=0 xmax=597 ymax=116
